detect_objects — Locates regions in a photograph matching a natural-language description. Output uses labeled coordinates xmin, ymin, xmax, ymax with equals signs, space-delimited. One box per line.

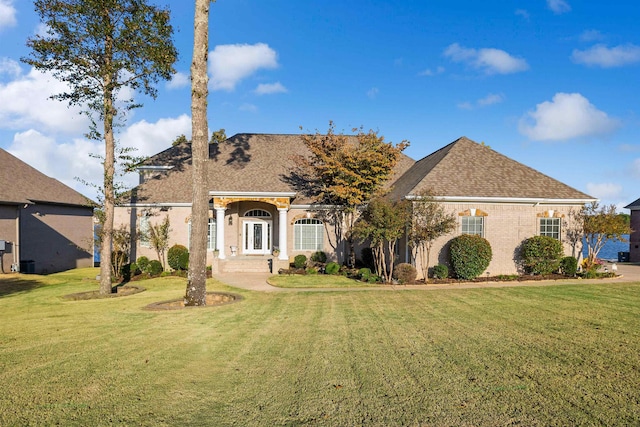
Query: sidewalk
xmin=216 ymin=262 xmax=640 ymax=293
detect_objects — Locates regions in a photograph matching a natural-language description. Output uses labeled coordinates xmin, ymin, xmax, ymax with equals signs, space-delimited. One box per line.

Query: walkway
xmin=216 ymin=262 xmax=640 ymax=293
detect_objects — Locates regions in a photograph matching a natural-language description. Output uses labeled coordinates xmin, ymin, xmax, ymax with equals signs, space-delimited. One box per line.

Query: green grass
xmin=1 ymin=268 xmax=640 ymax=426
xmin=268 ymin=273 xmax=378 ymax=288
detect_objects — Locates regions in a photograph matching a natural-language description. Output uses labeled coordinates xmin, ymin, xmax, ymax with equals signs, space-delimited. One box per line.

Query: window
xmin=540 ymin=217 xmax=561 ymax=240
xmin=188 ymin=218 xmax=217 ymax=250
xmin=294 ymin=218 xmax=324 ymax=251
xmin=244 ymin=209 xmax=271 ymax=218
xmin=462 ymin=216 xmax=484 ymax=236
xmin=139 ymin=215 xmax=150 ymax=247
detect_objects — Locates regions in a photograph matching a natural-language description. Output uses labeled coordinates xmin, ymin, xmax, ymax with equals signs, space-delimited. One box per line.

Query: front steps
xmin=219 ymin=256 xmax=275 ymax=273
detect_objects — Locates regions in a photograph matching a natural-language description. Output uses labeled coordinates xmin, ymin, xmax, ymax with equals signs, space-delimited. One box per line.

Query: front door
xmin=243 ymin=220 xmax=271 ymax=255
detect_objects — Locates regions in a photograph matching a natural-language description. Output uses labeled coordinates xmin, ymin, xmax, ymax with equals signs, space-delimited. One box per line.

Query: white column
xmin=215 ymin=207 xmax=226 ymax=259
xmin=278 ymin=208 xmax=288 ymax=260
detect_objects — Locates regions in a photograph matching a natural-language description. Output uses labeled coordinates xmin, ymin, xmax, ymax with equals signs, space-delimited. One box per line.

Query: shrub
xmin=136 ymin=256 xmax=150 ymax=273
xmin=311 ymin=251 xmax=327 ymax=263
xmin=120 ymin=263 xmax=139 ymax=281
xmin=358 ymin=267 xmax=372 ymax=281
xmin=167 ymin=244 xmax=189 ymax=270
xmin=325 ymin=261 xmax=341 ymax=275
xmin=361 ymin=248 xmax=374 ymax=270
xmin=560 ymin=256 xmax=578 ymax=276
xmin=433 ymin=264 xmax=449 ymax=279
xmin=147 ymin=259 xmax=163 ymax=275
xmin=394 ymin=263 xmax=417 ymax=284
xmin=293 ymin=254 xmax=307 ymax=269
xmin=449 ymin=235 xmax=492 ymax=280
xmin=306 ymin=267 xmax=318 ymax=275
xmin=521 ymin=236 xmax=563 ymax=275
xmin=367 ymin=274 xmax=381 ymax=283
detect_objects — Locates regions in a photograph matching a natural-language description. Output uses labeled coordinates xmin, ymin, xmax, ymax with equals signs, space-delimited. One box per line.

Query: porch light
xmin=228 ymin=216 xmax=233 ymax=225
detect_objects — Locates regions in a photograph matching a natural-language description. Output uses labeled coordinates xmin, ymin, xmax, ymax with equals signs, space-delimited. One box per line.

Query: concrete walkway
xmin=216 ymin=262 xmax=640 ymax=293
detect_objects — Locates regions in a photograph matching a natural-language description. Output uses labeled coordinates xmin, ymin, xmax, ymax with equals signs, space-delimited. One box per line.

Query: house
xmin=624 ymin=198 xmax=640 ymax=262
xmin=0 ymin=148 xmax=94 ymax=274
xmin=115 ymin=134 xmax=595 ymax=277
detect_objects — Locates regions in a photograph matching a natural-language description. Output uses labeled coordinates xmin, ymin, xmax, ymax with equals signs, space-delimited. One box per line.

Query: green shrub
xmin=294 ymin=254 xmax=307 ymax=269
xmin=367 ymin=274 xmax=380 ymax=283
xmin=394 ymin=263 xmax=417 ymax=284
xmin=147 ymin=259 xmax=163 ymax=275
xmin=306 ymin=267 xmax=318 ymax=275
xmin=361 ymin=248 xmax=374 ymax=270
xmin=560 ymin=256 xmax=578 ymax=276
xmin=136 ymin=256 xmax=150 ymax=273
xmin=521 ymin=236 xmax=563 ymax=275
xmin=449 ymin=235 xmax=492 ymax=280
xmin=325 ymin=261 xmax=340 ymax=275
xmin=311 ymin=251 xmax=327 ymax=263
xmin=120 ymin=263 xmax=139 ymax=281
xmin=433 ymin=264 xmax=449 ymax=279
xmin=167 ymin=244 xmax=189 ymax=270
xmin=358 ymin=267 xmax=372 ymax=281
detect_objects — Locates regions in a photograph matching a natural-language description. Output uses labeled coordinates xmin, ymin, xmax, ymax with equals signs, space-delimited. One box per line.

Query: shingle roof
xmin=129 ymin=133 xmax=415 ymax=205
xmin=0 ymin=148 xmax=92 ymax=206
xmin=624 ymin=198 xmax=640 ymax=209
xmin=388 ymin=136 xmax=594 ymax=201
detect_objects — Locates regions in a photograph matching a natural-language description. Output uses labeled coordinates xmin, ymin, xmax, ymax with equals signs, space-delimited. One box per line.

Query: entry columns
xmin=277 ymin=208 xmax=288 ymax=260
xmin=215 ymin=207 xmax=226 ymax=259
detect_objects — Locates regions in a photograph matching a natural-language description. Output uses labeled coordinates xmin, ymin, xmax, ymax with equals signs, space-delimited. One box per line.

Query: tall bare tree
xmin=184 ymin=0 xmax=212 ymax=305
xmin=23 ymin=0 xmax=177 ymax=294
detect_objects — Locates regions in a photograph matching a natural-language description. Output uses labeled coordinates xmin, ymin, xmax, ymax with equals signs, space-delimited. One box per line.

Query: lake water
xmin=582 ymin=234 xmax=630 ymax=261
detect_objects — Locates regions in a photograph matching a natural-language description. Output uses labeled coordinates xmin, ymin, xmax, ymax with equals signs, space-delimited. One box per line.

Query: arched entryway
xmin=242 ymin=209 xmax=272 ymax=255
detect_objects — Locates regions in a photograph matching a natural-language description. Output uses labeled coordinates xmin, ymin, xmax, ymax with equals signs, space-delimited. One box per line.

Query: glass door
xmin=243 ymin=220 xmax=271 ymax=255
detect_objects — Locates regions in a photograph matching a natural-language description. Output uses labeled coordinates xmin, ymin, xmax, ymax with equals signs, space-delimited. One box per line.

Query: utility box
xmin=0 ymin=240 xmax=5 ymax=251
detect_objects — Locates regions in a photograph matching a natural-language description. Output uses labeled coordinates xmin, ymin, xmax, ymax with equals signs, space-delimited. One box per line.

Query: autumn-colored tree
xmin=185 ymin=0 xmax=212 ymax=306
xmin=579 ymin=202 xmax=631 ymax=269
xmin=23 ymin=0 xmax=177 ymax=295
xmin=563 ymin=208 xmax=584 ymax=259
xmin=408 ymin=190 xmax=457 ymax=281
xmin=172 ymin=134 xmax=189 ymax=146
xmin=210 ymin=128 xmax=227 ymax=144
xmin=353 ymin=197 xmax=410 ymax=283
xmin=297 ymin=122 xmax=409 ymax=267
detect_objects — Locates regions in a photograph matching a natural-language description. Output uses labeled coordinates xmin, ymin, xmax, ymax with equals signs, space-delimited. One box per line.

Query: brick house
xmin=115 ymin=134 xmax=594 ymax=277
xmin=0 ymin=148 xmax=94 ymax=274
xmin=624 ymin=198 xmax=640 ymax=262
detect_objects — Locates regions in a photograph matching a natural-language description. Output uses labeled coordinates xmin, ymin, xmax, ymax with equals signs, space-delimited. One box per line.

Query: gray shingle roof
xmin=388 ymin=136 xmax=593 ymax=200
xmin=129 ymin=133 xmax=415 ymax=205
xmin=624 ymin=198 xmax=640 ymax=209
xmin=0 ymin=148 xmax=92 ymax=206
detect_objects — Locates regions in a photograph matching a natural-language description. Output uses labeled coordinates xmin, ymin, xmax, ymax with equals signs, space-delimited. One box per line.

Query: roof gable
xmin=0 ymin=148 xmax=92 ymax=206
xmin=389 ymin=137 xmax=593 ymax=201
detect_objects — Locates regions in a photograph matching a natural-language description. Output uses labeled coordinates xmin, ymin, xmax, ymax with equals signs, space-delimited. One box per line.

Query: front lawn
xmin=268 ymin=273 xmax=378 ymax=288
xmin=1 ymin=268 xmax=640 ymax=426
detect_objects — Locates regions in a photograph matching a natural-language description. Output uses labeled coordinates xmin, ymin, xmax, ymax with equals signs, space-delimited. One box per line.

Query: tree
xmin=147 ymin=215 xmax=171 ymax=270
xmin=580 ymin=202 xmax=631 ymax=269
xmin=184 ymin=0 xmax=212 ymax=306
xmin=210 ymin=128 xmax=226 ymax=144
xmin=563 ymin=208 xmax=584 ymax=259
xmin=24 ymin=0 xmax=177 ymax=295
xmin=297 ymin=122 xmax=409 ymax=267
xmin=407 ymin=189 xmax=457 ymax=281
xmin=353 ymin=197 xmax=410 ymax=283
xmin=172 ymin=134 xmax=189 ymax=146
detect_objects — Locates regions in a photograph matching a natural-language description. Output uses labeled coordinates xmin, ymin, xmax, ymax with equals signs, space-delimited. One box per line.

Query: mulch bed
xmin=143 ymin=292 xmax=243 ymax=311
xmin=62 ymin=285 xmax=146 ymax=301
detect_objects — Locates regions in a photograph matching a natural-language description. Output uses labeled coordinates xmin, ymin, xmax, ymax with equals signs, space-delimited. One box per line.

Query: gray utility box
xmin=0 ymin=240 xmax=5 ymax=251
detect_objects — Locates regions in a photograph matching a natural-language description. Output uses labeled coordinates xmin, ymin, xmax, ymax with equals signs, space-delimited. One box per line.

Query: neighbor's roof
xmin=388 ymin=136 xmax=594 ymax=201
xmin=0 ymin=148 xmax=92 ymax=207
xmin=129 ymin=133 xmax=415 ymax=205
xmin=624 ymin=198 xmax=640 ymax=209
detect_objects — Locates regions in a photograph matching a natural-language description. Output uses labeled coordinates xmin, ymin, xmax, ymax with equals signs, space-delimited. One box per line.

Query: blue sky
xmin=1 ymin=0 xmax=640 ymax=209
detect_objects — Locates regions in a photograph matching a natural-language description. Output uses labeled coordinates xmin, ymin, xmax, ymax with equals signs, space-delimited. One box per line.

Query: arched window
xmin=294 ymin=218 xmax=323 ymax=251
xmin=244 ymin=209 xmax=271 ymax=218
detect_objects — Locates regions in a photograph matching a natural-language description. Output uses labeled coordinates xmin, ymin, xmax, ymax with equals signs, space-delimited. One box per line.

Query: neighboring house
xmin=624 ymin=198 xmax=640 ymax=262
xmin=115 ymin=134 xmax=595 ymax=277
xmin=0 ymin=148 xmax=94 ymax=274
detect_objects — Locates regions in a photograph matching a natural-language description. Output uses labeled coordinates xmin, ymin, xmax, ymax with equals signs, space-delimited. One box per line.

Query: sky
xmin=1 ymin=0 xmax=640 ymax=210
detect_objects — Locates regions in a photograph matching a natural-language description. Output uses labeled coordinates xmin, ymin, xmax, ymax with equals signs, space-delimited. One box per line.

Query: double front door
xmin=243 ymin=220 xmax=272 ymax=255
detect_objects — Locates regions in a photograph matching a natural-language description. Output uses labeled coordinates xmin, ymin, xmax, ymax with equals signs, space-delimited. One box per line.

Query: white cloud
xmin=255 ymin=82 xmax=287 ymax=95
xmin=209 ymin=43 xmax=279 ymax=91
xmin=419 ymin=66 xmax=445 ymax=76
xmin=579 ymin=30 xmax=604 ymax=43
xmin=458 ymin=93 xmax=505 ymax=110
xmin=366 ymin=87 xmax=379 ymax=99
xmin=239 ymin=103 xmax=258 ymax=113
xmin=6 ymin=115 xmax=192 ymax=200
xmin=547 ymin=0 xmax=571 ymax=14
xmin=0 ymin=0 xmax=17 ymax=30
xmin=444 ymin=43 xmax=529 ymax=75
xmin=572 ymin=44 xmax=640 ymax=68
xmin=519 ymin=92 xmax=620 ymax=141
xmin=0 ymin=57 xmax=21 ymax=78
xmin=515 ymin=9 xmax=530 ymax=20
xmin=586 ymin=182 xmax=622 ymax=200
xmin=167 ymin=71 xmax=189 ymax=89
xmin=0 ymin=67 xmax=89 ymax=134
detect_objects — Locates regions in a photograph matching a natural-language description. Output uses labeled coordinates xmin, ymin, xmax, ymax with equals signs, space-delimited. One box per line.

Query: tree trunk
xmin=99 ymin=85 xmax=116 ymax=295
xmin=185 ymin=0 xmax=210 ymax=306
